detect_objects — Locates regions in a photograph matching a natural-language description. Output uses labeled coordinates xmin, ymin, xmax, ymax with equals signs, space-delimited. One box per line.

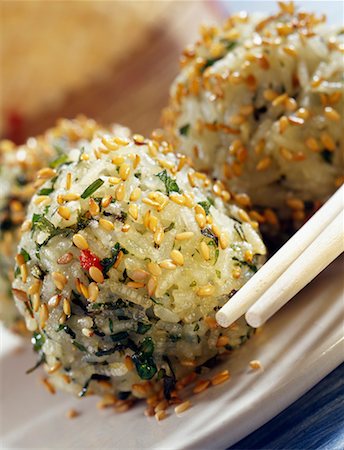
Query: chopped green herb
xmin=38 ymin=187 xmax=54 ymax=196
xmin=26 ymin=354 xmax=45 ymax=374
xmin=132 ymin=337 xmax=157 ymax=380
xmin=215 ymin=248 xmax=220 ymax=264
xmin=110 ymin=331 xmax=129 ymax=342
xmin=201 ymin=227 xmax=218 ymax=245
xmin=198 ymin=197 xmax=214 ymax=215
xmin=137 ymin=322 xmax=152 ymax=335
xmin=31 ymin=331 xmax=45 ymax=352
xmin=101 ymin=243 xmax=128 ymax=275
xmin=234 ymin=222 xmax=246 ymax=241
xmin=164 ymin=222 xmax=175 ymax=233
xmin=190 ymin=280 xmax=197 ymax=287
xmin=169 ymin=334 xmax=181 ymax=342
xmin=20 ymin=248 xmax=31 ymax=262
xmin=134 ymin=172 xmax=142 ymax=179
xmin=179 ymin=124 xmax=190 ymax=136
xmin=109 ymin=318 xmax=114 ymax=334
xmin=49 ymin=154 xmax=69 ymax=169
xmin=232 ymin=256 xmax=257 ymax=273
xmin=216 ymin=269 xmax=221 ymax=279
xmin=80 ymin=178 xmax=104 ymax=199
xmin=73 ymin=341 xmax=87 ymax=352
xmin=56 ymin=324 xmax=76 ymax=340
xmin=156 ymin=170 xmax=180 ymax=196
xmin=194 ymin=323 xmax=200 ymax=332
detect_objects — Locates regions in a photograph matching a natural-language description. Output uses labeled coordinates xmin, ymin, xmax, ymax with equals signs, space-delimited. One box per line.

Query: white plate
xmin=1 ymin=256 xmax=343 ymax=450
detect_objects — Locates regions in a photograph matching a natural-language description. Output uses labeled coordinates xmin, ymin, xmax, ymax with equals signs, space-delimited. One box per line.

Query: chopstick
xmin=216 ymin=186 xmax=344 ymax=328
xmin=245 ymin=210 xmax=344 ymax=327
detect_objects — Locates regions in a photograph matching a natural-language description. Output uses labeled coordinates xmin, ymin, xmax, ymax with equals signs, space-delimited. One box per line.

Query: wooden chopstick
xmin=245 ymin=210 xmax=344 ymax=328
xmin=216 ymin=186 xmax=344 ymax=328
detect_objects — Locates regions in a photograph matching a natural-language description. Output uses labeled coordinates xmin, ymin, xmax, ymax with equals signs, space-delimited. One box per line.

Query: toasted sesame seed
xmin=63 ymin=298 xmax=71 ymax=316
xmin=99 ymin=218 xmax=115 ymax=231
xmin=155 ymin=400 xmax=169 ymax=413
xmin=89 ymin=266 xmax=104 ymax=284
xmin=97 ymin=394 xmax=117 ymax=409
xmin=20 ymin=264 xmax=28 ymax=283
xmin=66 ymin=409 xmax=79 ymax=419
xmin=159 ymin=260 xmax=177 ymax=270
xmin=101 ymin=135 xmax=119 ymax=150
xmin=37 ymin=167 xmax=56 ymax=179
xmin=28 ymin=280 xmax=41 ymax=296
xmin=47 ymin=361 xmax=62 ymax=374
xmin=34 ymin=195 xmax=51 ymax=206
xmin=197 ymin=284 xmax=215 ymax=297
xmin=256 ymin=156 xmax=272 ymax=171
xmin=58 ymin=206 xmax=71 ymax=220
xmin=80 ymin=283 xmax=89 ymax=299
xmin=286 ymin=198 xmax=304 ymax=210
xmin=65 ymin=172 xmax=72 ymax=190
xmin=155 ymin=410 xmax=167 ymax=421
xmin=115 ymin=183 xmax=125 ymax=201
xmin=200 ymin=241 xmax=210 ymax=261
xmin=283 ymin=45 xmax=297 ymax=56
xmin=41 ymin=377 xmax=56 ymax=395
xmin=21 ymin=220 xmax=32 ymax=232
xmin=39 ymin=304 xmax=49 ymax=328
xmin=127 ymin=281 xmax=145 ymax=289
xmin=232 ymin=267 xmax=241 ymax=279
xmin=15 ymin=253 xmax=25 ymax=266
xmin=280 ymin=147 xmax=293 ymax=161
xmin=89 ymin=198 xmax=100 ymax=216
xmin=219 ymin=232 xmax=229 ymax=249
xmin=288 ymin=115 xmax=305 ymax=126
xmin=211 ymin=370 xmax=230 ymax=385
xmin=32 ymin=293 xmax=41 ymax=312
xmin=279 ymin=116 xmax=289 ymax=133
xmin=305 ymin=136 xmax=320 ymax=152
xmin=195 ymin=204 xmax=206 ymax=216
xmin=73 ymin=234 xmax=88 ymax=250
xmin=62 ymin=193 xmax=80 ymax=202
xmin=263 ymin=88 xmax=278 ymax=101
xmin=244 ymin=249 xmax=253 ymax=263
xmin=193 ymin=379 xmax=210 ymax=394
xmin=52 ymin=271 xmax=67 ymax=290
xmin=216 ymin=335 xmax=230 ymax=347
xmin=142 ymin=198 xmax=160 ymax=209
xmin=170 ymin=193 xmax=185 ymax=206
xmin=148 ymin=215 xmax=158 ymax=232
xmin=124 ymin=355 xmax=134 ymax=371
xmin=320 ymin=132 xmax=336 ymax=151
xmin=119 ymin=163 xmax=131 ymax=181
xmin=249 ymin=360 xmax=262 ymax=370
xmin=325 ymin=106 xmax=340 ymax=121
xmin=174 ymin=400 xmax=191 ymax=415
xmin=128 ymin=204 xmax=138 ymax=221
xmin=109 ymin=176 xmax=121 ymax=185
xmin=154 ymin=227 xmax=164 ymax=246
xmin=171 ymin=249 xmax=184 ymax=266
xmin=147 ymin=276 xmax=157 ymax=297
xmin=88 ymin=282 xmax=99 ymax=302
xmin=196 ymin=213 xmax=206 ymax=228
xmin=114 ymin=250 xmax=124 ymax=269
xmin=130 ymin=187 xmax=141 ymax=201
xmin=101 ymin=195 xmax=112 ymax=208
xmin=147 ymin=261 xmax=162 ymax=277
xmin=175 ymin=231 xmax=194 ymax=241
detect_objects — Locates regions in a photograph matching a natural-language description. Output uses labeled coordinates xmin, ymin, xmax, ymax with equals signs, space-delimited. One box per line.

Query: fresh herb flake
xmin=179 ymin=124 xmax=190 ymax=136
xmin=81 ymin=179 xmax=104 ymax=199
xmin=156 ymin=170 xmax=180 ymax=196
xmin=49 ymin=154 xmax=69 ymax=169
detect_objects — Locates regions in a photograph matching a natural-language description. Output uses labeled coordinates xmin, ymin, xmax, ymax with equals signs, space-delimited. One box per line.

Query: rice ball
xmin=12 ymin=127 xmax=266 ymax=401
xmin=0 ymin=117 xmax=129 ymax=331
xmin=163 ymin=3 xmax=344 ymax=226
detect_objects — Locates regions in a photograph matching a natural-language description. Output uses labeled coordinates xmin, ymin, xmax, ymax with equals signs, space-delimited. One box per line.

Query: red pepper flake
xmin=80 ymin=249 xmax=102 ymax=272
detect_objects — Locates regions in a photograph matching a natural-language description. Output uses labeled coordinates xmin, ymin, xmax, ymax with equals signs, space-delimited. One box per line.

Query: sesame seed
xmin=175 ymin=231 xmax=194 ymax=241
xmin=108 ymin=177 xmax=122 ymax=187
xmin=200 ymin=241 xmax=210 ymax=261
xmin=15 ymin=253 xmax=25 ymax=266
xmin=320 ymin=132 xmax=336 ymax=151
xmin=52 ymin=271 xmax=67 ymax=290
xmin=148 ymin=215 xmax=158 ymax=232
xmin=66 ymin=409 xmax=79 ymax=419
xmin=128 ymin=204 xmax=138 ymax=220
xmin=39 ymin=303 xmax=49 ymax=328
xmin=279 ymin=116 xmax=289 ymax=133
xmin=41 ymin=377 xmax=56 ymax=395
xmin=115 ymin=183 xmax=125 ymax=201
xmin=249 ymin=360 xmax=262 ymax=370
xmin=170 ymin=193 xmax=185 ymax=206
xmin=263 ymin=89 xmax=278 ymax=101
xmin=99 ymin=218 xmax=115 ymax=231
xmin=174 ymin=400 xmax=191 ymax=415
xmin=196 ymin=213 xmax=206 ymax=228
xmin=130 ymin=187 xmax=141 ymax=201
xmin=272 ymin=92 xmax=288 ymax=107
xmin=65 ymin=172 xmax=72 ymax=190
xmin=325 ymin=106 xmax=340 ymax=121
xmin=20 ymin=264 xmax=28 ymax=283
xmin=37 ymin=167 xmax=56 ymax=179
xmin=131 ymin=269 xmax=149 ymax=282
xmin=154 ymin=227 xmax=164 ymax=246
xmin=88 ymin=282 xmax=99 ymax=302
xmin=58 ymin=206 xmax=71 ymax=220
xmin=73 ymin=234 xmax=88 ymax=250
xmin=63 ymin=298 xmax=71 ymax=316
xmin=124 ymin=355 xmax=134 ymax=371
xmin=159 ymin=260 xmax=177 ymax=270
xmin=193 ymin=379 xmax=210 ymax=394
xmin=47 ymin=362 xmax=62 ymax=374
xmin=34 ymin=195 xmax=51 ymax=206
xmin=283 ymin=45 xmax=297 ymax=57
xmin=170 ymin=249 xmax=184 ymax=266
xmin=32 ymin=293 xmax=41 ymax=312
xmin=147 ymin=276 xmax=157 ymax=297
xmin=195 ymin=204 xmax=206 ymax=216
xmin=280 ymin=147 xmax=293 ymax=161
xmin=219 ymin=232 xmax=229 ymax=249
xmin=89 ymin=266 xmax=104 ymax=283
xmin=127 ymin=281 xmax=145 ymax=289
xmin=114 ymin=251 xmax=124 ymax=269
xmin=101 ymin=136 xmax=119 ymax=150
xmin=147 ymin=261 xmax=162 ymax=276
xmin=80 ymin=282 xmax=89 ymax=299
xmin=197 ymin=284 xmax=215 ymax=297
xmin=256 ymin=156 xmax=272 ymax=171
xmin=232 ymin=267 xmax=241 ymax=279
xmin=142 ymin=198 xmax=160 ymax=209
xmin=101 ymin=195 xmax=112 ymax=208
xmin=119 ymin=163 xmax=131 ymax=181
xmin=21 ymin=220 xmax=32 ymax=232
xmin=211 ymin=370 xmax=230 ymax=385
xmin=216 ymin=335 xmax=230 ymax=347
xmin=62 ymin=193 xmax=80 ymax=202
xmin=155 ymin=410 xmax=167 ymax=421
xmin=211 ymin=224 xmax=221 ymax=238
xmin=89 ymin=198 xmax=100 ymax=216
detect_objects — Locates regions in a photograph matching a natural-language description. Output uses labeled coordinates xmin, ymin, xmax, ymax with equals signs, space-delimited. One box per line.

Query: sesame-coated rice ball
xmin=0 ymin=117 xmax=129 ymax=331
xmin=163 ymin=3 xmax=344 ymax=226
xmin=12 ymin=127 xmax=266 ymax=401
